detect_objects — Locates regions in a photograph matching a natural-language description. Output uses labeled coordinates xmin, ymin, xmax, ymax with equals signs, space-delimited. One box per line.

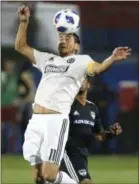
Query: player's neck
xmin=60 ymin=52 xmax=75 ymax=57
xmin=76 ymin=92 xmax=87 ymax=106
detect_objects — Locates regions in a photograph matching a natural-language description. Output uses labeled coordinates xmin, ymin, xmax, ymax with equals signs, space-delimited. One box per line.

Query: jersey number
xmin=49 ymin=149 xmax=57 ymax=161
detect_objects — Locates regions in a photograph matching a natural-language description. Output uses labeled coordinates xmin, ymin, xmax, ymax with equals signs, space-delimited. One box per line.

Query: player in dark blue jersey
xmin=60 ymin=76 xmax=122 ymax=184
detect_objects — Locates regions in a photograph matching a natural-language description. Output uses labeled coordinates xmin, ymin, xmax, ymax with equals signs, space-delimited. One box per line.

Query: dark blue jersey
xmin=66 ymin=99 xmax=103 ymax=156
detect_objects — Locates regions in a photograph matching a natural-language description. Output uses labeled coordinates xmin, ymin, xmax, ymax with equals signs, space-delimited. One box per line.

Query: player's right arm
xmin=15 ymin=5 xmax=35 ymax=64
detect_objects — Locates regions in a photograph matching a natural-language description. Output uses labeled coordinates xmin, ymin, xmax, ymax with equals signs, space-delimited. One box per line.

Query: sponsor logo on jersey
xmin=74 ymin=119 xmax=95 ymax=127
xmin=67 ymin=58 xmax=75 ymax=63
xmin=78 ymin=169 xmax=87 ymax=176
xmin=91 ymin=111 xmax=96 ymax=119
xmin=73 ymin=110 xmax=80 ymax=115
xmin=44 ymin=64 xmax=69 ymax=73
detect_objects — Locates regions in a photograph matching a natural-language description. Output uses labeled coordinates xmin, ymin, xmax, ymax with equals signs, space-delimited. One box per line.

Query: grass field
xmin=2 ymin=155 xmax=138 ymax=184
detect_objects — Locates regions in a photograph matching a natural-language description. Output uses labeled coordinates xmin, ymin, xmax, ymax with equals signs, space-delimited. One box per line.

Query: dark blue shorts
xmin=60 ymin=150 xmax=91 ymax=182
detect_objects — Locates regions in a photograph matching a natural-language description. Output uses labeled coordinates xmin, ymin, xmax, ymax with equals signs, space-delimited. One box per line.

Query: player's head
xmin=3 ymin=59 xmax=16 ymax=73
xmin=58 ymin=33 xmax=80 ymax=57
xmin=79 ymin=76 xmax=91 ymax=93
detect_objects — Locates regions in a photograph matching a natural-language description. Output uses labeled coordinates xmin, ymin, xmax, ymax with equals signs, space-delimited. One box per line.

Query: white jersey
xmin=33 ymin=49 xmax=94 ymax=114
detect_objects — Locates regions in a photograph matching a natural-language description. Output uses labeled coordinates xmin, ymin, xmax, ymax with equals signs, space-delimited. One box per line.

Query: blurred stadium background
xmin=1 ymin=1 xmax=139 ymax=184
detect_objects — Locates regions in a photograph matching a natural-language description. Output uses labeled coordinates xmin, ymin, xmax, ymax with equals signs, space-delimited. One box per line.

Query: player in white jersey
xmin=15 ymin=5 xmax=131 ymax=184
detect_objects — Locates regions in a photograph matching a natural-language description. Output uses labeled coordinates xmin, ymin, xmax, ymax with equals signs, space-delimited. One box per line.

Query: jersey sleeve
xmin=93 ymin=106 xmax=104 ymax=134
xmin=81 ymin=55 xmax=96 ymax=76
xmin=33 ymin=49 xmax=52 ymax=72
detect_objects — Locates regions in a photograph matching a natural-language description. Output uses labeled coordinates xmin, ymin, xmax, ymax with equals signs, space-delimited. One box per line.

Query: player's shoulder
xmin=86 ymin=100 xmax=99 ymax=112
xmin=86 ymin=100 xmax=97 ymax=108
xmin=86 ymin=100 xmax=95 ymax=105
xmin=34 ymin=49 xmax=56 ymax=58
xmin=75 ymin=54 xmax=93 ymax=65
xmin=76 ymin=54 xmax=90 ymax=57
xmin=75 ymin=54 xmax=92 ymax=59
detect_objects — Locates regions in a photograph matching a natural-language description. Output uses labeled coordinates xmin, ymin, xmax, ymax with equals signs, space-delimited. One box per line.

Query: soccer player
xmin=60 ymin=76 xmax=122 ymax=184
xmin=15 ymin=5 xmax=130 ymax=184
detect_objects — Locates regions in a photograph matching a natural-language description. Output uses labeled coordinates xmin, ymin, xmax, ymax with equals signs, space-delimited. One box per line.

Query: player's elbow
xmin=15 ymin=39 xmax=27 ymax=53
xmin=15 ymin=41 xmax=19 ymax=51
xmin=15 ymin=44 xmax=29 ymax=58
xmin=15 ymin=46 xmax=20 ymax=53
xmin=15 ymin=42 xmax=23 ymax=52
xmin=95 ymin=134 xmax=105 ymax=142
xmin=15 ymin=43 xmax=24 ymax=52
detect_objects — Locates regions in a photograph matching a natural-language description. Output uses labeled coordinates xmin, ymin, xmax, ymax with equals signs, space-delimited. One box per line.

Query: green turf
xmin=2 ymin=155 xmax=138 ymax=184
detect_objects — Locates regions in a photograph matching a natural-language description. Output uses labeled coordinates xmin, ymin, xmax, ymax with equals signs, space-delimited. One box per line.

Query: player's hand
xmin=18 ymin=5 xmax=30 ymax=22
xmin=111 ymin=47 xmax=131 ymax=61
xmin=109 ymin=123 xmax=122 ymax=135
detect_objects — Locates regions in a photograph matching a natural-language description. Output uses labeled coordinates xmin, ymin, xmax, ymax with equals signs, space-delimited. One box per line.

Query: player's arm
xmin=95 ymin=123 xmax=122 ymax=142
xmin=93 ymin=105 xmax=122 ymax=141
xmin=15 ymin=5 xmax=35 ymax=64
xmin=87 ymin=47 xmax=131 ymax=75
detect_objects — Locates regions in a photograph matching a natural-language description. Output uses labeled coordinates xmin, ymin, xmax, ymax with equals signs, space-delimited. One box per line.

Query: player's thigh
xmin=41 ymin=114 xmax=69 ymax=164
xmin=68 ymin=154 xmax=91 ymax=183
xmin=41 ymin=115 xmax=69 ymax=178
xmin=23 ymin=116 xmax=44 ymax=165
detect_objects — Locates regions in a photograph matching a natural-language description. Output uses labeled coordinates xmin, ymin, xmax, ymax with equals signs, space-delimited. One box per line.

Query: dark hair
xmin=70 ymin=33 xmax=80 ymax=54
xmin=85 ymin=75 xmax=92 ymax=83
xmin=72 ymin=33 xmax=80 ymax=44
xmin=59 ymin=33 xmax=80 ymax=44
xmin=86 ymin=75 xmax=93 ymax=92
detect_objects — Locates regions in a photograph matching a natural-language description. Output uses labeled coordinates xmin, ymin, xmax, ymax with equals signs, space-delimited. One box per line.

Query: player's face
xmin=79 ymin=78 xmax=90 ymax=92
xmin=58 ymin=34 xmax=79 ymax=56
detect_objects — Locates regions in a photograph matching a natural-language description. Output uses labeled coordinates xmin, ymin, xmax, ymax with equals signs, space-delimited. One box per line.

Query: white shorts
xmin=23 ymin=114 xmax=69 ymax=166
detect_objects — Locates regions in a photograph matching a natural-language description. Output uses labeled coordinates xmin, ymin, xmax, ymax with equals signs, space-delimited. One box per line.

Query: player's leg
xmin=32 ymin=163 xmax=44 ymax=184
xmin=80 ymin=179 xmax=92 ymax=184
xmin=41 ymin=115 xmax=78 ymax=183
xmin=74 ymin=156 xmax=92 ymax=184
xmin=63 ymin=150 xmax=92 ymax=184
xmin=22 ymin=115 xmax=44 ymax=183
xmin=61 ymin=150 xmax=92 ymax=184
xmin=42 ymin=162 xmax=78 ymax=184
xmin=60 ymin=151 xmax=79 ymax=182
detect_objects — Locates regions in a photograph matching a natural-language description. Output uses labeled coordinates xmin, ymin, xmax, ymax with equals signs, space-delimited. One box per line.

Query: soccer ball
xmin=53 ymin=9 xmax=80 ymax=33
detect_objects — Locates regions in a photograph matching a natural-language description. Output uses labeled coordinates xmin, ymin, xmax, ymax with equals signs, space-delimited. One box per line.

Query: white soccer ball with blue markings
xmin=53 ymin=9 xmax=80 ymax=33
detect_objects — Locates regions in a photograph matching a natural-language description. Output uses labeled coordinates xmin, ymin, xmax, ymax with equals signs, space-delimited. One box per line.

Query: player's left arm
xmin=93 ymin=105 xmax=122 ymax=141
xmin=95 ymin=123 xmax=123 ymax=142
xmin=87 ymin=47 xmax=131 ymax=76
xmin=93 ymin=105 xmax=105 ymax=141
